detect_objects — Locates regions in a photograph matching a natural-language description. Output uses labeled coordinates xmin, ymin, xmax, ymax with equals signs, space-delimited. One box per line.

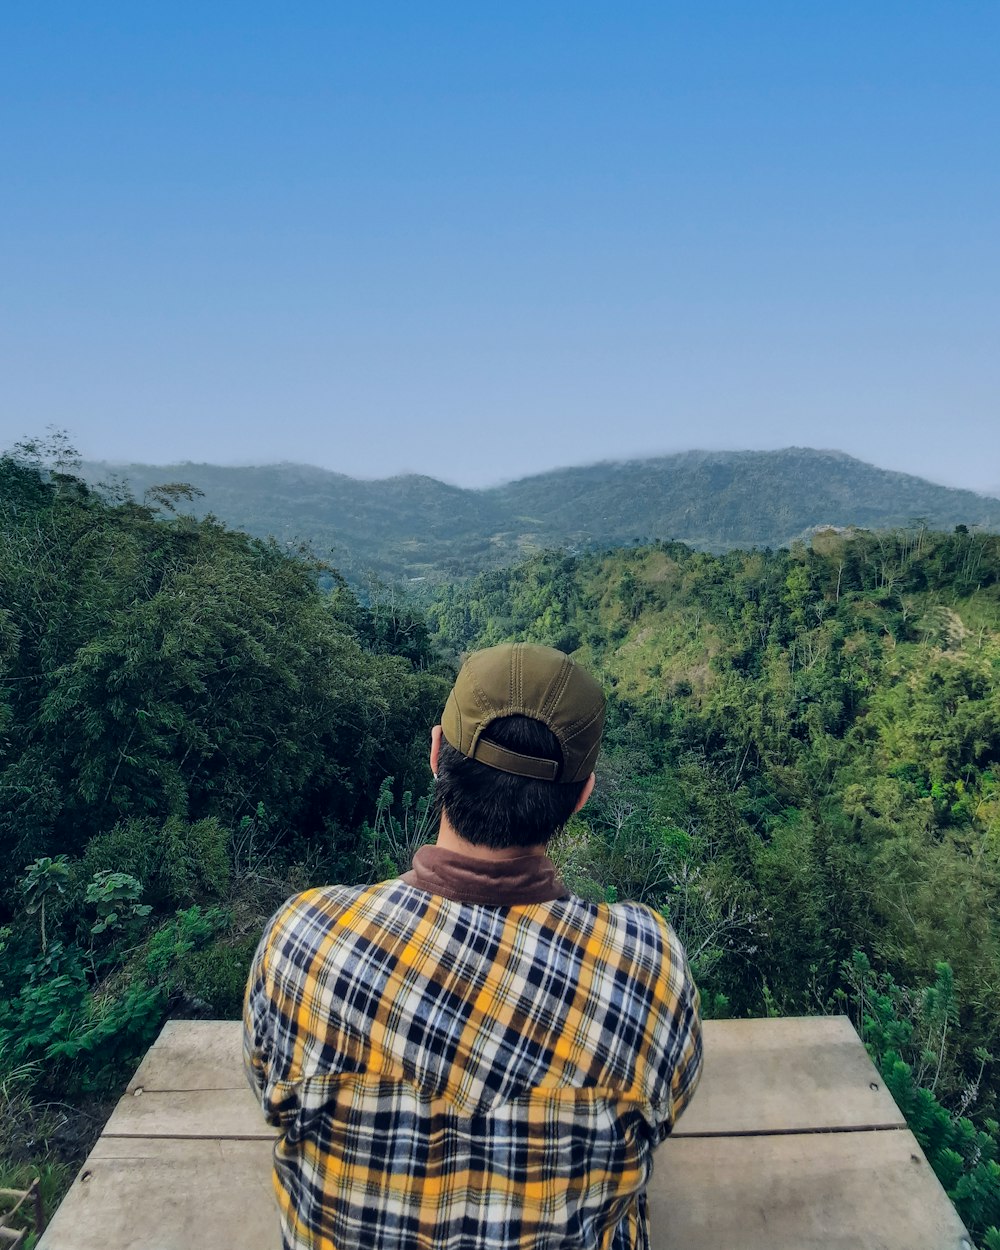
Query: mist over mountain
xmin=82 ymin=448 xmax=1000 ymax=583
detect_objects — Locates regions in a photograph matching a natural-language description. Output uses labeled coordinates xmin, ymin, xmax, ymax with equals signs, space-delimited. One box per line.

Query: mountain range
xmin=81 ymin=448 xmax=1000 ymax=583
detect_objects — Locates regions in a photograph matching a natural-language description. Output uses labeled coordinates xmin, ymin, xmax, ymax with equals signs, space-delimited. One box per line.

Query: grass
xmin=0 ymin=1160 xmax=74 ymax=1248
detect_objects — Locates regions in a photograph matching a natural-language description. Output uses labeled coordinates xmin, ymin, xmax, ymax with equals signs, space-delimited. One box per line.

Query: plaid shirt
xmin=244 ymin=872 xmax=702 ymax=1250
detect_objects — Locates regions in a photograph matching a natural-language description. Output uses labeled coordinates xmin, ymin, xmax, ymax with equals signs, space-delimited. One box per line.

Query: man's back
xmin=245 ymin=862 xmax=701 ymax=1250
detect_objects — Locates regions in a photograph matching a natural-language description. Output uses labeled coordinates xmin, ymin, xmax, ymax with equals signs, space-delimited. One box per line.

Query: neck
xmin=435 ymin=811 xmax=548 ymax=862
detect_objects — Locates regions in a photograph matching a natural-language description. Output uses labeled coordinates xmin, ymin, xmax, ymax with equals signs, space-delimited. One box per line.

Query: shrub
xmin=841 ymin=952 xmax=1000 ymax=1246
xmin=172 ymin=933 xmax=259 ymax=1019
xmin=82 ymin=816 xmax=231 ymax=911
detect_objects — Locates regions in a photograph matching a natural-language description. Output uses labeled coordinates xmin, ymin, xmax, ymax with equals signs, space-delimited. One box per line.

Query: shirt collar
xmin=401 ymin=844 xmax=569 ymax=906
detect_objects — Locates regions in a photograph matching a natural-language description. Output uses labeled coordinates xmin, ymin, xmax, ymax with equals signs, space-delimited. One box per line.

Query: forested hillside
xmin=0 ymin=446 xmax=449 ymax=1238
xmin=82 ymin=448 xmax=1000 ymax=583
xmin=427 ymin=530 xmax=1000 ymax=1022
xmin=3 ymin=444 xmax=999 ymax=1244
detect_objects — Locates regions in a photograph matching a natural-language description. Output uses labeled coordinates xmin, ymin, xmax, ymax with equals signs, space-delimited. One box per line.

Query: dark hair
xmin=435 ymin=715 xmax=589 ymax=850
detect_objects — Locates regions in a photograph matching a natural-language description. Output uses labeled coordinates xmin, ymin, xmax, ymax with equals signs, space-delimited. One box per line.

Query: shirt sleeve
xmin=666 ymin=959 xmax=703 ymax=1127
xmin=648 ymin=922 xmax=704 ymax=1143
xmin=243 ymin=893 xmax=323 ymax=1131
xmin=242 ymin=924 xmax=273 ymax=1112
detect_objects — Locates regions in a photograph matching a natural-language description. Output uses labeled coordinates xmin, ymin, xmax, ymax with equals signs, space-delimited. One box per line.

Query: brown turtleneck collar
xmin=401 ymin=844 xmax=569 ymax=906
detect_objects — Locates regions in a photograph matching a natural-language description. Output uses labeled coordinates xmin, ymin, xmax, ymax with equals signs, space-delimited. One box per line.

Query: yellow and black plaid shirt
xmin=244 ymin=855 xmax=702 ymax=1250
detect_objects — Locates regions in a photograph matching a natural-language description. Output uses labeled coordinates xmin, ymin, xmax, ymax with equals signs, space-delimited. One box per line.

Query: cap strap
xmin=471 ymin=739 xmax=560 ymax=781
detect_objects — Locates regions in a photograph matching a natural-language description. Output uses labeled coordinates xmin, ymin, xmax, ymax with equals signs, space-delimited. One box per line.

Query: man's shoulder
xmin=603 ymin=897 xmax=674 ymax=939
xmin=550 ymin=897 xmax=697 ymax=1077
xmin=554 ymin=894 xmax=687 ymax=977
xmin=261 ymin=878 xmax=421 ymax=958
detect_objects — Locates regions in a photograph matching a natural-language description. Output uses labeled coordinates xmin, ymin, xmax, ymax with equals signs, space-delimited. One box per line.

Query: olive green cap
xmin=441 ymin=643 xmax=606 ymax=783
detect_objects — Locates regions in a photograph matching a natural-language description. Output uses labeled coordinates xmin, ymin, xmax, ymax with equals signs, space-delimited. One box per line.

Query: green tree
xmin=20 ymin=857 xmax=70 ymax=953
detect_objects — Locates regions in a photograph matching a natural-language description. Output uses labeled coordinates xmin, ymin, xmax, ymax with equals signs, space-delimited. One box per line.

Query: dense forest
xmin=2 ymin=441 xmax=999 ymax=1244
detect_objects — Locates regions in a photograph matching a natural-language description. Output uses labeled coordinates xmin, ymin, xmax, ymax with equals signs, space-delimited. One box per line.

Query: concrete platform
xmin=39 ymin=1017 xmax=973 ymax=1250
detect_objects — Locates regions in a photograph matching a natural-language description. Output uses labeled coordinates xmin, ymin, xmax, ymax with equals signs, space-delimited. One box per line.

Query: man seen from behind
xmin=244 ymin=642 xmax=703 ymax=1249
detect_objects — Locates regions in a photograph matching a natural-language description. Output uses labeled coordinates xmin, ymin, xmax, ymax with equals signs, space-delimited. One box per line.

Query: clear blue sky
xmin=2 ymin=2 xmax=998 ymax=490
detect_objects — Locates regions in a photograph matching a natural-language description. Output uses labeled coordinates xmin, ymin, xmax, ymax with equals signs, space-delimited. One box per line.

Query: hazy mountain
xmin=81 ymin=448 xmax=1000 ymax=583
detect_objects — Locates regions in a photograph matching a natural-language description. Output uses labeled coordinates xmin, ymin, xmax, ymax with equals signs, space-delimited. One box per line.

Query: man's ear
xmin=430 ymin=724 xmax=443 ymax=776
xmin=572 ymin=772 xmax=596 ymax=815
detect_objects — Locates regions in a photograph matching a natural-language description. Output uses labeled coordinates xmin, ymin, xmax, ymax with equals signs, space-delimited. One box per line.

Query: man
xmin=244 ymin=642 xmax=702 ymax=1250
